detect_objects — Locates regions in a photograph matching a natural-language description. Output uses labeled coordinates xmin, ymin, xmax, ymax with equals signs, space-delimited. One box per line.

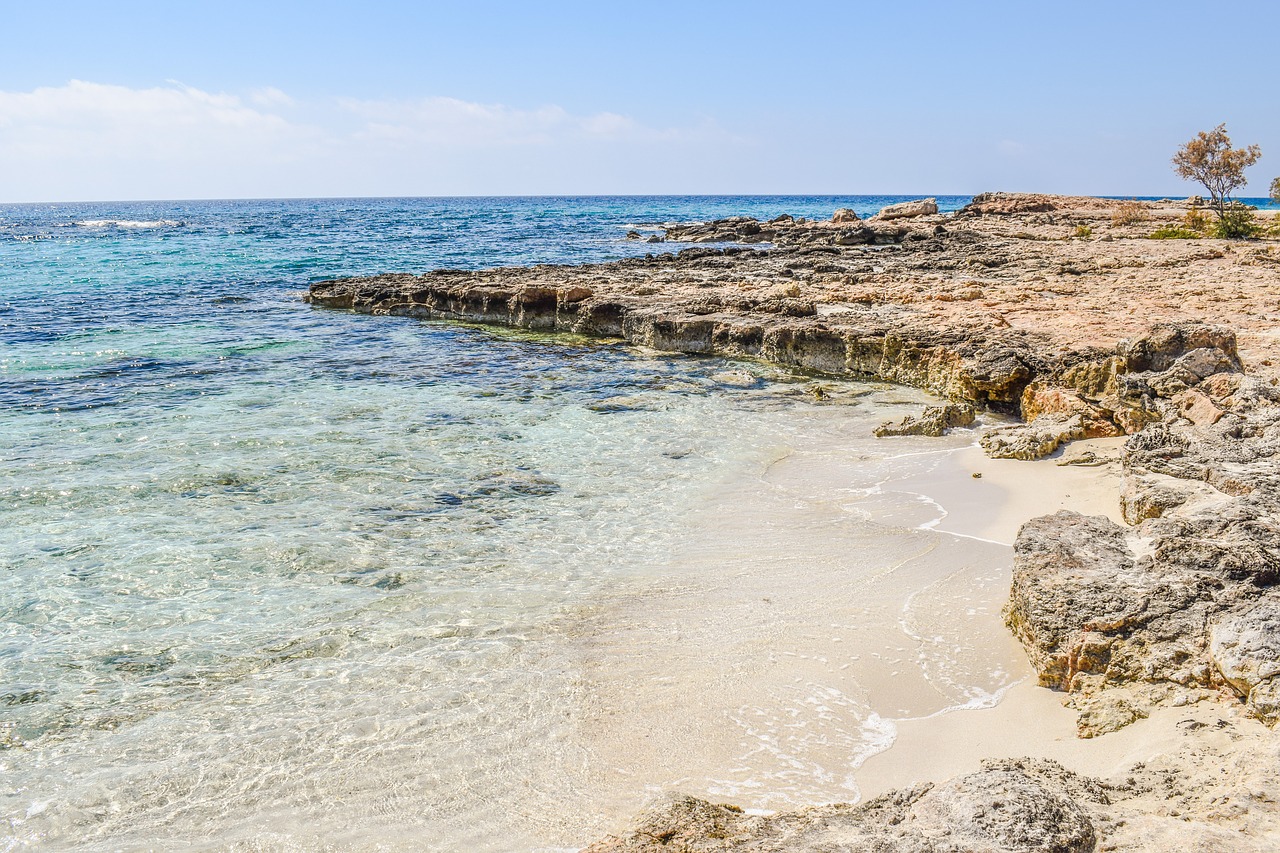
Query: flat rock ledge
xmin=304 ymin=194 xmax=1280 ymax=851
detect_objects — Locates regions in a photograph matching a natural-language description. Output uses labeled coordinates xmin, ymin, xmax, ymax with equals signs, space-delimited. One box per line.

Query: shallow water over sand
xmin=1 ymin=196 xmax=1030 ymax=851
xmin=7 ymin=340 xmax=1006 ymax=850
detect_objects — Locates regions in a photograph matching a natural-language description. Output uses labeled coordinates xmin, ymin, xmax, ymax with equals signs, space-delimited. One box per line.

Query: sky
xmin=3 ymin=0 xmax=1278 ymax=202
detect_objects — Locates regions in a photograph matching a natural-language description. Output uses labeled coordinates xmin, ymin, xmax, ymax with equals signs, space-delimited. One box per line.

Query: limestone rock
xmin=1121 ymin=325 xmax=1240 ymax=375
xmin=1173 ymin=388 xmax=1225 ymax=426
xmin=1211 ymin=600 xmax=1280 ymax=724
xmin=1059 ymin=356 xmax=1125 ymax=400
xmin=1119 ymin=473 xmax=1190 ymax=523
xmin=908 ymin=762 xmax=1098 ymax=852
xmin=873 ymin=198 xmax=939 ymax=221
xmin=875 ymin=402 xmax=976 ymax=437
xmin=1020 ymin=383 xmax=1123 ymax=437
xmin=831 ymin=208 xmax=861 ymax=224
xmin=980 ymin=414 xmax=1086 ymax=460
xmin=586 ymin=760 xmax=1100 ymax=853
xmin=1006 ymin=511 xmax=1149 ymax=690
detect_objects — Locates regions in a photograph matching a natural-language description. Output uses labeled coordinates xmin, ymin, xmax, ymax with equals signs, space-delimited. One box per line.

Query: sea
xmin=2 ymin=194 xmax=1263 ymax=851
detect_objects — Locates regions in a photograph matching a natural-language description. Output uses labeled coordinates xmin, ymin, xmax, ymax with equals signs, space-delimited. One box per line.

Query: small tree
xmin=1272 ymin=176 xmax=1280 ymax=204
xmin=1171 ymin=124 xmax=1261 ymax=222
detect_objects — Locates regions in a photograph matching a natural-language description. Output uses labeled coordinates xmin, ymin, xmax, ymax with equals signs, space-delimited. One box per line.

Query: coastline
xmin=306 ymin=193 xmax=1280 ymax=850
xmin=566 ymin=430 xmax=1126 ymax=840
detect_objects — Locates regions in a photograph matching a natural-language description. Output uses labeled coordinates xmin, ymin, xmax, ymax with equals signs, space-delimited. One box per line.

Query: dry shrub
xmin=1111 ymin=200 xmax=1149 ymax=226
xmin=1184 ymin=207 xmax=1210 ymax=233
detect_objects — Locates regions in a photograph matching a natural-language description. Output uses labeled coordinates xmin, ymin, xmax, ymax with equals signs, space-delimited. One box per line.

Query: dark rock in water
xmin=102 ymin=650 xmax=176 ymax=676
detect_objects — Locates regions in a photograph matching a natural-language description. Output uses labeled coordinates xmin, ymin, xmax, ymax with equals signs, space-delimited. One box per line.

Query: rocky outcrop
xmin=872 ymin=197 xmax=939 ymax=220
xmin=587 ymin=759 xmax=1102 ymax=853
xmin=875 ymin=402 xmax=976 ymax=437
xmin=1006 ymin=362 xmax=1280 ymax=735
xmin=662 ymin=214 xmax=917 ymax=247
xmin=959 ymin=192 xmax=1149 ymax=217
xmin=980 ymin=414 xmax=1088 ymax=460
xmin=308 ymin=257 xmax=1054 ymax=410
xmin=588 ymin=737 xmax=1280 ymax=852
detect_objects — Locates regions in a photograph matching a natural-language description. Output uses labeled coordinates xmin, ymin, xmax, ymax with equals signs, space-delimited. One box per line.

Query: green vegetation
xmin=1211 ymin=206 xmax=1261 ymax=239
xmin=1149 ymin=225 xmax=1201 ymax=240
xmin=1072 ymin=224 xmax=1092 ymax=238
xmin=1272 ymin=176 xmax=1280 ymax=203
xmin=1172 ymin=124 xmax=1261 ymax=235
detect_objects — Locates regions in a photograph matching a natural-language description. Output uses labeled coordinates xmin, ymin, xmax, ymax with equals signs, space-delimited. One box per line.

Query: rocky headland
xmin=307 ymin=194 xmax=1280 ymax=851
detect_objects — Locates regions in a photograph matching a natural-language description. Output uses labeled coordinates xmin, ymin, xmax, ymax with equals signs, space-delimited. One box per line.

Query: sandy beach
xmin=571 ymin=427 xmax=1141 ymax=834
xmin=579 ymin=423 xmax=1280 ymax=851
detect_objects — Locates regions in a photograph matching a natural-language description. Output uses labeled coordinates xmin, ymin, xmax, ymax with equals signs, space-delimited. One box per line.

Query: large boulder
xmin=980 ymin=414 xmax=1086 ymax=460
xmin=874 ymin=197 xmax=939 ymax=220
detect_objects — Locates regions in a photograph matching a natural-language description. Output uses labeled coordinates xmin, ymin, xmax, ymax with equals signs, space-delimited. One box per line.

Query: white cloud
xmin=0 ymin=81 xmax=321 ymax=199
xmin=0 ymin=81 xmax=732 ymax=200
xmin=336 ymin=95 xmax=677 ymax=147
xmin=249 ymin=87 xmax=295 ymax=108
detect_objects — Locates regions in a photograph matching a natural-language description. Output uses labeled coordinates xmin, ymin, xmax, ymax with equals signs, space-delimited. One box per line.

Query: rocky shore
xmin=307 ymin=194 xmax=1280 ymax=851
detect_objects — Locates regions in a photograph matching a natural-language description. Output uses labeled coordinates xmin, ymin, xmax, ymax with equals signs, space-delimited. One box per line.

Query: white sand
xmin=893 ymin=436 xmax=1128 ymax=545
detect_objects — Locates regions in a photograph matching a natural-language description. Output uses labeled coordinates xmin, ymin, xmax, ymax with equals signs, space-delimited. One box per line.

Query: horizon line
xmin=0 ymin=190 xmax=1244 ymax=207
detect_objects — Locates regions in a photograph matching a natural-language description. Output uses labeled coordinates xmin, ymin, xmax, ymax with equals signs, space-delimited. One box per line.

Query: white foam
xmin=74 ymin=219 xmax=183 ymax=228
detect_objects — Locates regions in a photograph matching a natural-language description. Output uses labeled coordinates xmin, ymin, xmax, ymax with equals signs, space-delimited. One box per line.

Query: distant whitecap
xmin=73 ymin=219 xmax=184 ymax=228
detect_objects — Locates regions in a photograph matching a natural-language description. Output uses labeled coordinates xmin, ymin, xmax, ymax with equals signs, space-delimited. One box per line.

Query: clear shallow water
xmin=0 ymin=196 xmax=989 ymax=851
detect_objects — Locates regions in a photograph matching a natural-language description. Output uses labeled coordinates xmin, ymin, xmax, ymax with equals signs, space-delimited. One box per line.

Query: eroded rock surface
xmin=875 ymin=402 xmax=976 ymax=437
xmin=1007 ymin=367 xmax=1280 ymax=735
xmin=587 ymin=759 xmax=1101 ymax=853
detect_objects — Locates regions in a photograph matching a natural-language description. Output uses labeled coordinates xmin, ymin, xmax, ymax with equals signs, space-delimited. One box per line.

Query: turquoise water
xmin=1 ymin=196 xmax=986 ymax=851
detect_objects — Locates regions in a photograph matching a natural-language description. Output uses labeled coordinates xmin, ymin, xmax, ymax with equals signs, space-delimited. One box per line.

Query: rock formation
xmin=1008 ymin=361 xmax=1280 ymax=736
xmin=871 ymin=197 xmax=940 ymax=220
xmin=586 ymin=760 xmax=1101 ymax=853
